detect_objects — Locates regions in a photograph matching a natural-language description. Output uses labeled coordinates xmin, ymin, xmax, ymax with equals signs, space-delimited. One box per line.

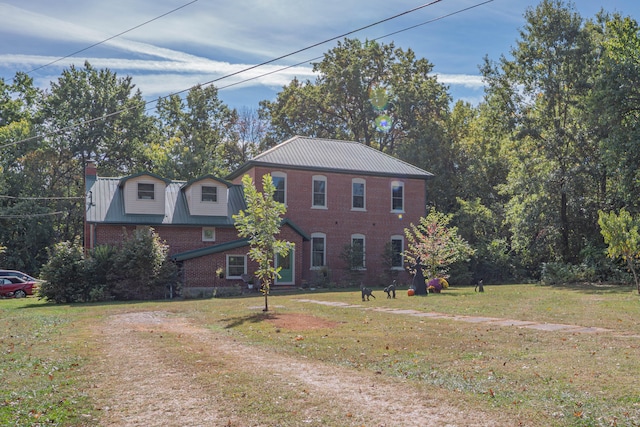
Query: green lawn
xmin=1 ymin=283 xmax=639 ymax=426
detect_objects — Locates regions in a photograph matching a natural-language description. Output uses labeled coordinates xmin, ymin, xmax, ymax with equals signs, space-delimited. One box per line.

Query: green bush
xmin=83 ymin=245 xmax=118 ymax=301
xmin=540 ymin=262 xmax=599 ymax=285
xmin=39 ymin=228 xmax=179 ymax=303
xmin=108 ymin=228 xmax=177 ymax=300
xmin=39 ymin=240 xmax=85 ymax=303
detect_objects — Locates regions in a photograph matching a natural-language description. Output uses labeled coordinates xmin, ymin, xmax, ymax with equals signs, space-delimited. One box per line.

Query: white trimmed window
xmin=311 ymin=232 xmax=326 ymax=268
xmin=352 ymin=178 xmax=366 ymax=210
xmin=271 ymin=172 xmax=287 ymax=204
xmin=391 ymin=181 xmax=404 ymax=212
xmin=390 ymin=235 xmax=404 ymax=269
xmin=312 ymin=175 xmax=327 ymax=208
xmin=226 ymin=255 xmax=246 ymax=278
xmin=351 ymin=234 xmax=366 ymax=269
xmin=201 ymin=186 xmax=217 ymax=202
xmin=202 ymin=227 xmax=216 ymax=242
xmin=137 ymin=183 xmax=155 ymax=200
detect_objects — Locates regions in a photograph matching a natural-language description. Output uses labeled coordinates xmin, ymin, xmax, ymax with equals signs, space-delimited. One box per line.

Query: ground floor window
xmin=311 ymin=233 xmax=326 ymax=268
xmin=390 ymin=236 xmax=404 ymax=269
xmin=226 ymin=254 xmax=246 ymax=278
xmin=351 ymin=234 xmax=365 ymax=269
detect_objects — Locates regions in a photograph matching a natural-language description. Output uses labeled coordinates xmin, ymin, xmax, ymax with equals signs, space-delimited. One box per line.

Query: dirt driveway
xmin=90 ymin=310 xmax=507 ymax=427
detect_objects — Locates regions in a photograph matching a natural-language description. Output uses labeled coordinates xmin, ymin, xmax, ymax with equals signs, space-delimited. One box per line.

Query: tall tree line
xmin=1 ymin=0 xmax=639 ymax=283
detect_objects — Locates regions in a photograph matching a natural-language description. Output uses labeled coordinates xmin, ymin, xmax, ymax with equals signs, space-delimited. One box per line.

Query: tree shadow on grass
xmin=222 ymin=312 xmax=277 ymax=329
xmin=541 ymin=282 xmax=636 ymax=295
xmin=17 ymin=298 xmax=181 ymax=310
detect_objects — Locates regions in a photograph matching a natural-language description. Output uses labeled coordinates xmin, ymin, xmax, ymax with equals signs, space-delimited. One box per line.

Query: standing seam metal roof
xmin=85 ymin=176 xmax=246 ymax=226
xmin=227 ymin=136 xmax=434 ymax=180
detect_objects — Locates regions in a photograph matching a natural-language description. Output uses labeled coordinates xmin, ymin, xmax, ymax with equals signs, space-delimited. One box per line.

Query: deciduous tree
xmin=155 ymin=84 xmax=238 ymax=179
xmin=233 ymin=174 xmax=293 ymax=312
xmin=259 ymin=38 xmax=450 ymax=156
xmin=598 ymin=209 xmax=640 ymax=294
xmin=404 ymin=208 xmax=474 ymax=281
xmin=481 ymin=0 xmax=601 ymax=267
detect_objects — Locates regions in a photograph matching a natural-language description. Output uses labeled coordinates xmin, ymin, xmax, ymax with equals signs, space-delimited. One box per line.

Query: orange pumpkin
xmin=407 ymin=288 xmax=415 ymax=296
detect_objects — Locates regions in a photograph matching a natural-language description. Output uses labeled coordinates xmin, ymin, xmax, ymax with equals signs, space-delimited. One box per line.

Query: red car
xmin=0 ymin=276 xmax=35 ymax=298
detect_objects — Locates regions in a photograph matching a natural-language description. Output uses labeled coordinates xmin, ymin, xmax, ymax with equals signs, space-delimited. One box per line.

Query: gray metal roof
xmin=86 ymin=176 xmax=246 ymax=226
xmin=172 ymin=238 xmax=250 ymax=261
xmin=227 ymin=136 xmax=434 ymax=180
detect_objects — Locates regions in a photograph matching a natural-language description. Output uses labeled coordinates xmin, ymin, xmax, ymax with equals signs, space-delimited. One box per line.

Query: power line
xmin=0 ymin=211 xmax=66 ymax=219
xmin=216 ymin=0 xmax=494 ymax=93
xmin=1 ymin=0 xmax=493 ymax=150
xmin=0 ymin=195 xmax=84 ymax=200
xmin=26 ymin=0 xmax=200 ymax=74
xmin=1 ymin=0 xmax=492 ymax=204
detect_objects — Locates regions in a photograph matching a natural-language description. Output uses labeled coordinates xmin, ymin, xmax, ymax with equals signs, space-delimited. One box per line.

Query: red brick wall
xmin=241 ymin=166 xmax=426 ymax=287
xmin=91 ymin=222 xmax=306 ymax=290
xmin=91 ymin=166 xmax=425 ymax=290
xmin=94 ymin=225 xmax=238 ymax=255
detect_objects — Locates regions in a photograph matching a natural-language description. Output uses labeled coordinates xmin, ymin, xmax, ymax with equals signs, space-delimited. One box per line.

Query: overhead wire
xmin=26 ymin=0 xmax=200 ymax=74
xmin=0 ymin=195 xmax=84 ymax=200
xmin=1 ymin=0 xmax=494 ymax=209
xmin=1 ymin=0 xmax=452 ymax=150
xmin=0 ymin=211 xmax=66 ymax=219
xmin=215 ymin=0 xmax=494 ymax=93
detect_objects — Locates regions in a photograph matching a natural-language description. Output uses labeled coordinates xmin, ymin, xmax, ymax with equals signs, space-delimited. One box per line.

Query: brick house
xmin=85 ymin=136 xmax=433 ymax=295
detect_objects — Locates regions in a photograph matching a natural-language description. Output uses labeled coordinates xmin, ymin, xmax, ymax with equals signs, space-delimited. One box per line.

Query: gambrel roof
xmin=227 ymin=135 xmax=434 ymax=180
xmin=85 ymin=175 xmax=246 ymax=226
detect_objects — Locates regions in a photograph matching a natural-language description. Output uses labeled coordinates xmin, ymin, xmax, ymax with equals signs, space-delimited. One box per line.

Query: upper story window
xmin=390 ymin=235 xmax=404 ymax=269
xmin=352 ymin=178 xmax=366 ymax=210
xmin=271 ymin=172 xmax=286 ymax=204
xmin=137 ymin=183 xmax=155 ymax=200
xmin=201 ymin=186 xmax=217 ymax=202
xmin=351 ymin=234 xmax=366 ymax=270
xmin=391 ymin=181 xmax=404 ymax=212
xmin=311 ymin=232 xmax=326 ymax=268
xmin=312 ymin=175 xmax=327 ymax=208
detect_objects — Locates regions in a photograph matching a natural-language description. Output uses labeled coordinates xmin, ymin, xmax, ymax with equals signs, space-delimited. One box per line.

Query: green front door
xmin=276 ymin=250 xmax=294 ymax=284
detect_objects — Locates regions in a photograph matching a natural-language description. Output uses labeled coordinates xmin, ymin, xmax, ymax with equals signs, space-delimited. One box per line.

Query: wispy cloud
xmin=436 ymin=73 xmax=485 ymax=89
xmin=2 ymin=53 xmax=317 ymax=95
xmin=0 ymin=0 xmax=492 ymax=107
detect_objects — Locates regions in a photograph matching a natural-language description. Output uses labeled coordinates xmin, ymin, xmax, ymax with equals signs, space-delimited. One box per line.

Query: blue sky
xmin=1 ymin=0 xmax=638 ymax=112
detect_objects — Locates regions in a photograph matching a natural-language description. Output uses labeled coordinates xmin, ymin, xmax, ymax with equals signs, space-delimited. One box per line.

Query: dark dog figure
xmin=384 ymin=281 xmax=397 ymax=299
xmin=361 ymin=286 xmax=376 ymax=301
xmin=475 ymin=279 xmax=484 ymax=293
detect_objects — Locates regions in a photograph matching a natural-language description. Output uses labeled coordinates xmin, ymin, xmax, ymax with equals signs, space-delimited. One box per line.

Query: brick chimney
xmin=85 ymin=159 xmax=97 ymax=179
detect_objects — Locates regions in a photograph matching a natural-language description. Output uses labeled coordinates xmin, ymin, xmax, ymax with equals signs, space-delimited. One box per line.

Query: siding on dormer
xmin=123 ymin=175 xmax=166 ymax=215
xmin=185 ymin=178 xmax=229 ymax=216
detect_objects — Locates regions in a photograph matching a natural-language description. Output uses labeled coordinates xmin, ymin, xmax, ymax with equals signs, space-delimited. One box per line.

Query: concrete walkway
xmin=296 ymin=299 xmax=612 ymax=334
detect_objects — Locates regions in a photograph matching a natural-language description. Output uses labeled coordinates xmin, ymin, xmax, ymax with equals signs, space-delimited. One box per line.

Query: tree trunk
xmin=560 ymin=191 xmax=569 ymax=261
xmin=629 ymin=260 xmax=640 ymax=295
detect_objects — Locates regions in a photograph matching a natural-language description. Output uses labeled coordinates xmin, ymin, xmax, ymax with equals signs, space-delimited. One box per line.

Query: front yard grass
xmin=1 ymin=282 xmax=639 ymax=426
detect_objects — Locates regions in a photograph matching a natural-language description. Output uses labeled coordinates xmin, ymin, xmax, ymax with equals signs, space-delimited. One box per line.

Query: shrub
xmin=540 ymin=262 xmax=598 ymax=285
xmin=39 ymin=240 xmax=85 ymax=303
xmin=108 ymin=228 xmax=173 ymax=300
xmin=40 ymin=229 xmax=179 ymax=303
xmin=83 ymin=245 xmax=118 ymax=301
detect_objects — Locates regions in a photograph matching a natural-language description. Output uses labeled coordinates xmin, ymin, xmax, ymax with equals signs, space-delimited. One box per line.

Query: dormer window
xmin=202 ymin=186 xmax=217 ymax=202
xmin=137 ymin=183 xmax=155 ymax=200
